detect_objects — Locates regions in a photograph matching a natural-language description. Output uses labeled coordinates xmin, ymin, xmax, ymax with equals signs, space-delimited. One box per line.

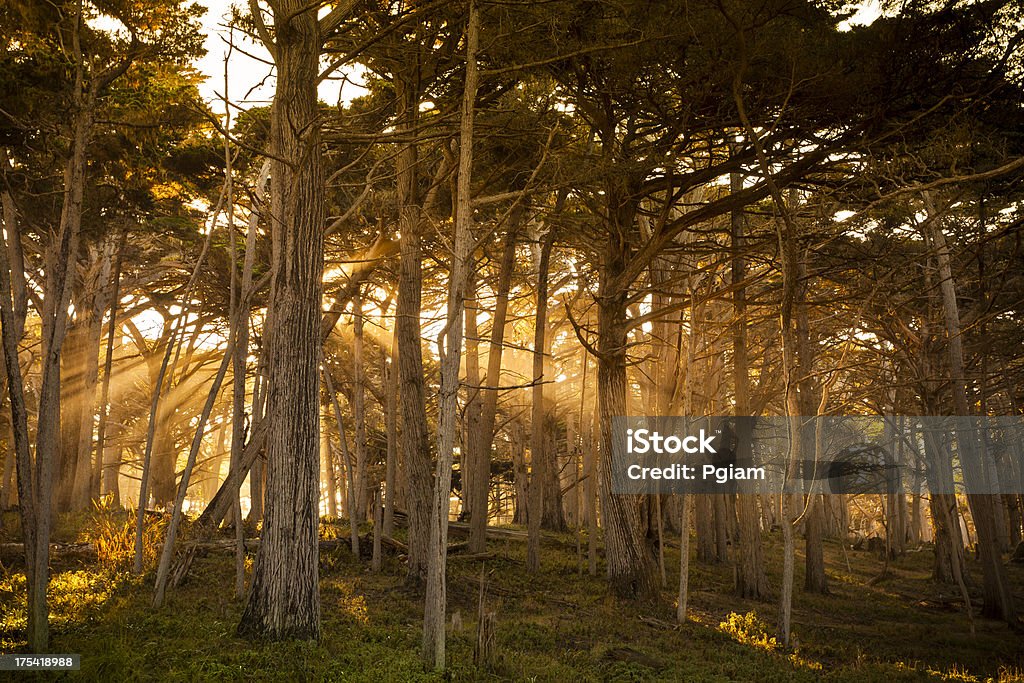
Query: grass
xmin=0 ymin=514 xmax=1022 ymax=681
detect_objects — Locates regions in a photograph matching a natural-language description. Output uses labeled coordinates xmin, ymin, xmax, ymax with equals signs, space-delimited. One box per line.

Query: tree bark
xmin=540 ymin=305 xmax=565 ymax=532
xmin=925 ymin=201 xmax=1016 ymax=624
xmin=71 ymin=242 xmax=114 ymax=509
xmin=352 ymin=287 xmax=368 ymax=519
xmin=596 ymin=253 xmax=658 ymax=600
xmin=695 ymin=494 xmax=715 ymax=563
xmin=586 ymin=386 xmax=599 ymax=576
xmin=511 ymin=422 xmax=528 ymax=525
xmin=422 ymin=4 xmax=478 ymax=667
xmin=676 ymin=494 xmax=690 ymax=623
xmin=794 ymin=254 xmax=828 ymax=595
xmin=243 ymin=162 xmax=271 ymax=527
xmin=96 ymin=229 xmax=127 ymax=501
xmin=238 ymin=0 xmax=325 ymax=640
xmin=394 ymin=62 xmax=432 ymax=588
xmin=468 ymin=221 xmax=518 ymax=552
xmin=0 ymin=229 xmax=20 ymax=505
xmin=29 ymin=44 xmax=94 ymax=646
xmin=527 ymin=228 xmax=555 ymax=572
xmin=463 ymin=273 xmax=483 ymax=525
xmin=325 ymin=369 xmax=359 ymax=556
xmin=0 ymin=176 xmax=42 ymax=649
xmin=383 ymin=326 xmax=399 ymax=537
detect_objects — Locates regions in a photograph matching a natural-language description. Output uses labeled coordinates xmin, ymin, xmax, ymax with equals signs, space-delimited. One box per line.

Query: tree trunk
xmin=71 ymin=242 xmax=114 ymax=509
xmin=238 ymin=1 xmax=324 ymax=640
xmin=597 ymin=259 xmax=658 ymax=600
xmin=463 ymin=273 xmax=483 ymax=527
xmin=803 ymin=495 xmax=828 ymax=593
xmin=31 ymin=73 xmax=93 ymax=648
xmin=195 ymin=419 xmax=267 ymax=529
xmin=0 ymin=177 xmax=43 ymax=649
xmin=58 ymin=316 xmax=87 ymax=511
xmin=731 ymin=169 xmax=768 ymax=598
xmin=735 ymin=430 xmax=768 ymax=599
xmin=467 ymin=221 xmax=518 ymax=552
xmin=676 ymin=494 xmax=690 ymax=623
xmin=394 ymin=66 xmax=432 ymax=588
xmin=791 ymin=238 xmax=827 ymax=595
xmin=695 ymin=494 xmax=715 ymax=563
xmin=540 ymin=315 xmax=565 ymax=532
xmin=325 ymin=370 xmax=359 ymax=556
xmin=527 ymin=229 xmax=555 ymax=571
xmin=919 ymin=271 xmax=964 ymax=582
xmin=226 ymin=111 xmax=260 ymax=595
xmin=323 ymin=419 xmax=338 ymax=519
xmin=151 ymin=415 xmax=178 ymax=508
xmin=585 ymin=361 xmax=599 ymax=576
xmin=352 ymin=287 xmax=368 ymax=519
xmin=96 ymin=229 xmax=127 ymax=501
xmin=422 ymin=4 xmax=478 ymax=668
xmin=0 ymin=397 xmax=15 ymax=512
xmin=383 ymin=327 xmax=399 ymax=537
xmin=511 ymin=422 xmax=528 ymax=525
xmin=244 ymin=164 xmax=271 ymax=528
xmin=0 ymin=182 xmax=25 ymax=512
xmin=925 ymin=201 xmax=1016 ymax=624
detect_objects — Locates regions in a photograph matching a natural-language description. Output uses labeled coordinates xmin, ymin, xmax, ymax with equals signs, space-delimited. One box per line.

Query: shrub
xmin=80 ymin=495 xmax=166 ymax=572
xmin=718 ymin=611 xmax=779 ymax=652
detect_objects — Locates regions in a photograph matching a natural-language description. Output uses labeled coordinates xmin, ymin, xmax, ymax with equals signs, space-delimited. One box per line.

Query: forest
xmin=1 ymin=0 xmax=1023 ymax=680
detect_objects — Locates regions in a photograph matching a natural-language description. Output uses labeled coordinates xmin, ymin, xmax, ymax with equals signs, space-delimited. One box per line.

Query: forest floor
xmin=1 ymin=509 xmax=1022 ymax=681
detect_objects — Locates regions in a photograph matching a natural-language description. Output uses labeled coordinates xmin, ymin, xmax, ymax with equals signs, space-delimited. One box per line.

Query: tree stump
xmin=474 ymin=611 xmax=496 ymax=667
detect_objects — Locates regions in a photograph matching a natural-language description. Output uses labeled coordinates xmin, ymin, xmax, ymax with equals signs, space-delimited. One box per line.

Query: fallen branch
xmin=639 ymin=615 xmax=680 ymax=631
xmin=0 ymin=542 xmax=96 ymax=561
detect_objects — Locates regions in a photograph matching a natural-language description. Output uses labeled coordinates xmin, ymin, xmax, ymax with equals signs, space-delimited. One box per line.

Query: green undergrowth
xmin=0 ymin=515 xmax=1022 ymax=681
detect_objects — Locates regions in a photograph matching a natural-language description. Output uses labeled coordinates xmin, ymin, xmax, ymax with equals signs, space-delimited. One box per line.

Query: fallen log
xmin=444 ymin=520 xmax=528 ymax=541
xmin=639 ymin=615 xmax=680 ymax=631
xmin=390 ymin=509 xmax=532 ymax=543
xmin=382 ymin=535 xmax=408 ymax=553
xmin=0 ymin=542 xmax=96 ymax=562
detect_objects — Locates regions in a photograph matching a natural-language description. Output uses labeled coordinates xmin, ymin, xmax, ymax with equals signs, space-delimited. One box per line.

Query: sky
xmin=96 ymin=0 xmax=881 ymax=114
xmin=95 ymin=0 xmax=885 ymax=344
xmin=88 ymin=1 xmax=363 ymax=115
xmin=189 ymin=0 xmax=879 ymax=111
xmin=194 ymin=1 xmax=361 ymax=116
xmin=838 ymin=0 xmax=882 ymax=32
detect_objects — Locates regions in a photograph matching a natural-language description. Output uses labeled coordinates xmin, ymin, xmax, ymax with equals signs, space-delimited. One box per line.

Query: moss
xmin=0 ymin=516 xmax=1020 ymax=681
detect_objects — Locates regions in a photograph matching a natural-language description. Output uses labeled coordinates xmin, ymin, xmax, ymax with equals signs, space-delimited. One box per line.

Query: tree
xmin=0 ymin=0 xmax=203 ymax=649
xmin=237 ymin=0 xmax=347 ymax=640
xmin=423 ymin=1 xmax=480 ymax=667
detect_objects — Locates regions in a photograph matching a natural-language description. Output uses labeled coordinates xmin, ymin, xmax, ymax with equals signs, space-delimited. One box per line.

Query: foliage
xmin=718 ymin=610 xmax=779 ymax=652
xmin=0 ymin=568 xmax=136 ymax=651
xmin=79 ymin=496 xmax=166 ymax=572
xmin=0 ymin=528 xmax=1020 ymax=680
